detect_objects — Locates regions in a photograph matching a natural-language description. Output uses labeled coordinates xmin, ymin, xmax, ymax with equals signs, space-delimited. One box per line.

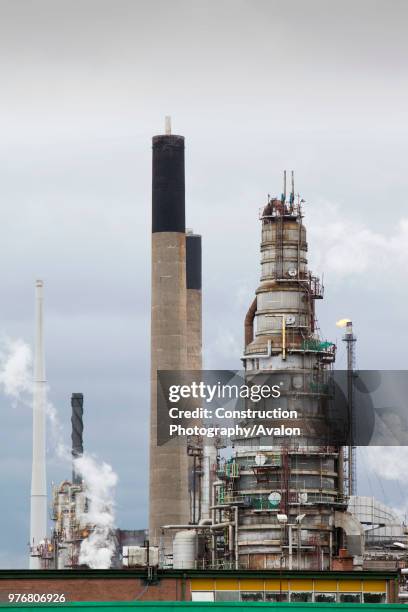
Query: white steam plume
xmin=0 ymin=334 xmax=118 ymax=569
xmin=75 ymin=454 xmax=118 ymax=569
xmin=0 ymin=337 xmax=33 ymax=400
xmin=0 ymin=335 xmax=69 ymax=458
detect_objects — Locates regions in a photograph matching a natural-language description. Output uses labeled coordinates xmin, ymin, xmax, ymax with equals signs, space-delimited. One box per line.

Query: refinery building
xmin=1 ymin=120 xmax=408 ymax=604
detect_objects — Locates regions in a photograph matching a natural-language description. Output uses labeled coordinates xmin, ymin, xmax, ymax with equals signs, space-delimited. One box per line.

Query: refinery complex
xmin=10 ymin=120 xmax=408 ymax=603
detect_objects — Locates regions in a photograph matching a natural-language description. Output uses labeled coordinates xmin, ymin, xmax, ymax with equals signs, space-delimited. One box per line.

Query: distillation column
xmin=223 ymin=178 xmax=344 ymax=570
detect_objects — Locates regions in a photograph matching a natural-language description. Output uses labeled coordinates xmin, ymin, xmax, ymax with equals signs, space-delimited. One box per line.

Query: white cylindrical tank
xmin=201 ymin=443 xmax=217 ymax=520
xmin=173 ymin=530 xmax=197 ymax=569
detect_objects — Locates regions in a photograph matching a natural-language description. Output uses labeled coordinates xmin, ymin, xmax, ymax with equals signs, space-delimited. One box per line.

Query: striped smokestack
xmin=150 ymin=118 xmax=189 ymax=547
xmin=71 ymin=393 xmax=84 ymax=484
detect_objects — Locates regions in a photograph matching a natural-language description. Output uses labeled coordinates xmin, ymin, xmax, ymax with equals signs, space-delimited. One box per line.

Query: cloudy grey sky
xmin=0 ymin=0 xmax=408 ymax=567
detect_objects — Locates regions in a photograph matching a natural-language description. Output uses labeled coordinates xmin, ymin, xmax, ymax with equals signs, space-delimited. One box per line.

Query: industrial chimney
xmin=185 ymin=230 xmax=208 ymax=522
xmin=186 ymin=230 xmax=202 ymax=369
xmin=29 ymin=280 xmax=47 ymax=569
xmin=150 ymin=118 xmax=189 ymax=547
xmin=71 ymin=393 xmax=84 ymax=484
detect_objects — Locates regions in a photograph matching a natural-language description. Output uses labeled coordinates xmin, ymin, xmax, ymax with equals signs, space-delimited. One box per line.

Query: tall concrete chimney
xmin=186 ymin=231 xmax=202 ymax=369
xmin=185 ymin=231 xmax=209 ymax=523
xmin=29 ymin=280 xmax=47 ymax=569
xmin=150 ymin=120 xmax=189 ymax=547
xmin=71 ymin=393 xmax=84 ymax=484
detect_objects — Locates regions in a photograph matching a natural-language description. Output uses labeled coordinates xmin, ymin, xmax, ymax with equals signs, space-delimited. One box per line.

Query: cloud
xmin=205 ymin=329 xmax=243 ymax=369
xmin=308 ymin=202 xmax=408 ymax=280
xmin=363 ymin=446 xmax=408 ymax=519
xmin=364 ymin=446 xmax=408 ymax=483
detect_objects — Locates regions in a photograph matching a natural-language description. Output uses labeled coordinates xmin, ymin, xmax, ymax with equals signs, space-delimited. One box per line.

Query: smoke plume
xmin=74 ymin=454 xmax=118 ymax=569
xmin=0 ymin=337 xmax=33 ymax=401
xmin=0 ymin=334 xmax=119 ymax=569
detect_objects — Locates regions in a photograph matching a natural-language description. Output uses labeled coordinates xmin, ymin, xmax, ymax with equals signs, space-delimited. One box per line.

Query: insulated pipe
xmin=201 ymin=445 xmax=216 ymax=520
xmin=228 ymin=525 xmax=234 ymax=556
xmin=71 ymin=393 xmax=84 ymax=484
xmin=329 ymin=531 xmax=333 ymax=570
xmin=210 ymin=522 xmax=233 ymax=530
xmin=211 ymin=481 xmax=222 ymax=523
xmin=288 ymin=524 xmax=293 ymax=570
xmin=211 ymin=480 xmax=222 ymax=566
xmin=29 ymin=280 xmax=47 ymax=569
xmin=235 ymin=506 xmax=239 ymax=569
xmin=150 ymin=122 xmax=189 ymax=550
xmin=244 ymin=297 xmax=257 ymax=348
xmin=161 ymin=524 xmax=211 ymax=530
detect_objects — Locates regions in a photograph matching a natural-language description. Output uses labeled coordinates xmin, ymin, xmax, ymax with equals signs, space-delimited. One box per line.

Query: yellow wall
xmin=215 ymin=579 xmax=239 ymax=591
xmin=191 ymin=579 xmax=215 ymax=591
xmin=314 ymin=580 xmax=337 ymax=592
xmin=338 ymin=580 xmax=362 ymax=592
xmin=363 ymin=580 xmax=387 ymax=593
xmin=264 ymin=579 xmax=289 ymax=590
xmin=239 ymin=580 xmax=264 ymax=590
xmin=290 ymin=580 xmax=314 ymax=591
xmin=190 ymin=577 xmax=387 ymax=594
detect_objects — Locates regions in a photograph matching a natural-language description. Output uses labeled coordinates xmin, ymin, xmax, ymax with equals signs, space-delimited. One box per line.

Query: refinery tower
xmin=214 ymin=173 xmax=360 ymax=570
xmin=158 ymin=169 xmax=363 ymax=572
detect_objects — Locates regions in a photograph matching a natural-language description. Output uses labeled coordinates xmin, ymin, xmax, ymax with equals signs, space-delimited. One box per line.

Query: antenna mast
xmin=344 ymin=321 xmax=357 ymax=496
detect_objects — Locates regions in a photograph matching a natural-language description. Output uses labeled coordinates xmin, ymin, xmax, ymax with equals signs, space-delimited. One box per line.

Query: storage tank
xmin=173 ymin=530 xmax=197 ymax=569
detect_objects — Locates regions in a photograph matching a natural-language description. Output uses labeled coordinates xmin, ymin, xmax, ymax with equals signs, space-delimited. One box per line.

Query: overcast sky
xmin=0 ymin=0 xmax=408 ymax=568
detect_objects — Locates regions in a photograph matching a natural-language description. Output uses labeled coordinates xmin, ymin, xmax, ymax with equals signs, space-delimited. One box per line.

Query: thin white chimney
xmin=29 ymin=280 xmax=47 ymax=569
